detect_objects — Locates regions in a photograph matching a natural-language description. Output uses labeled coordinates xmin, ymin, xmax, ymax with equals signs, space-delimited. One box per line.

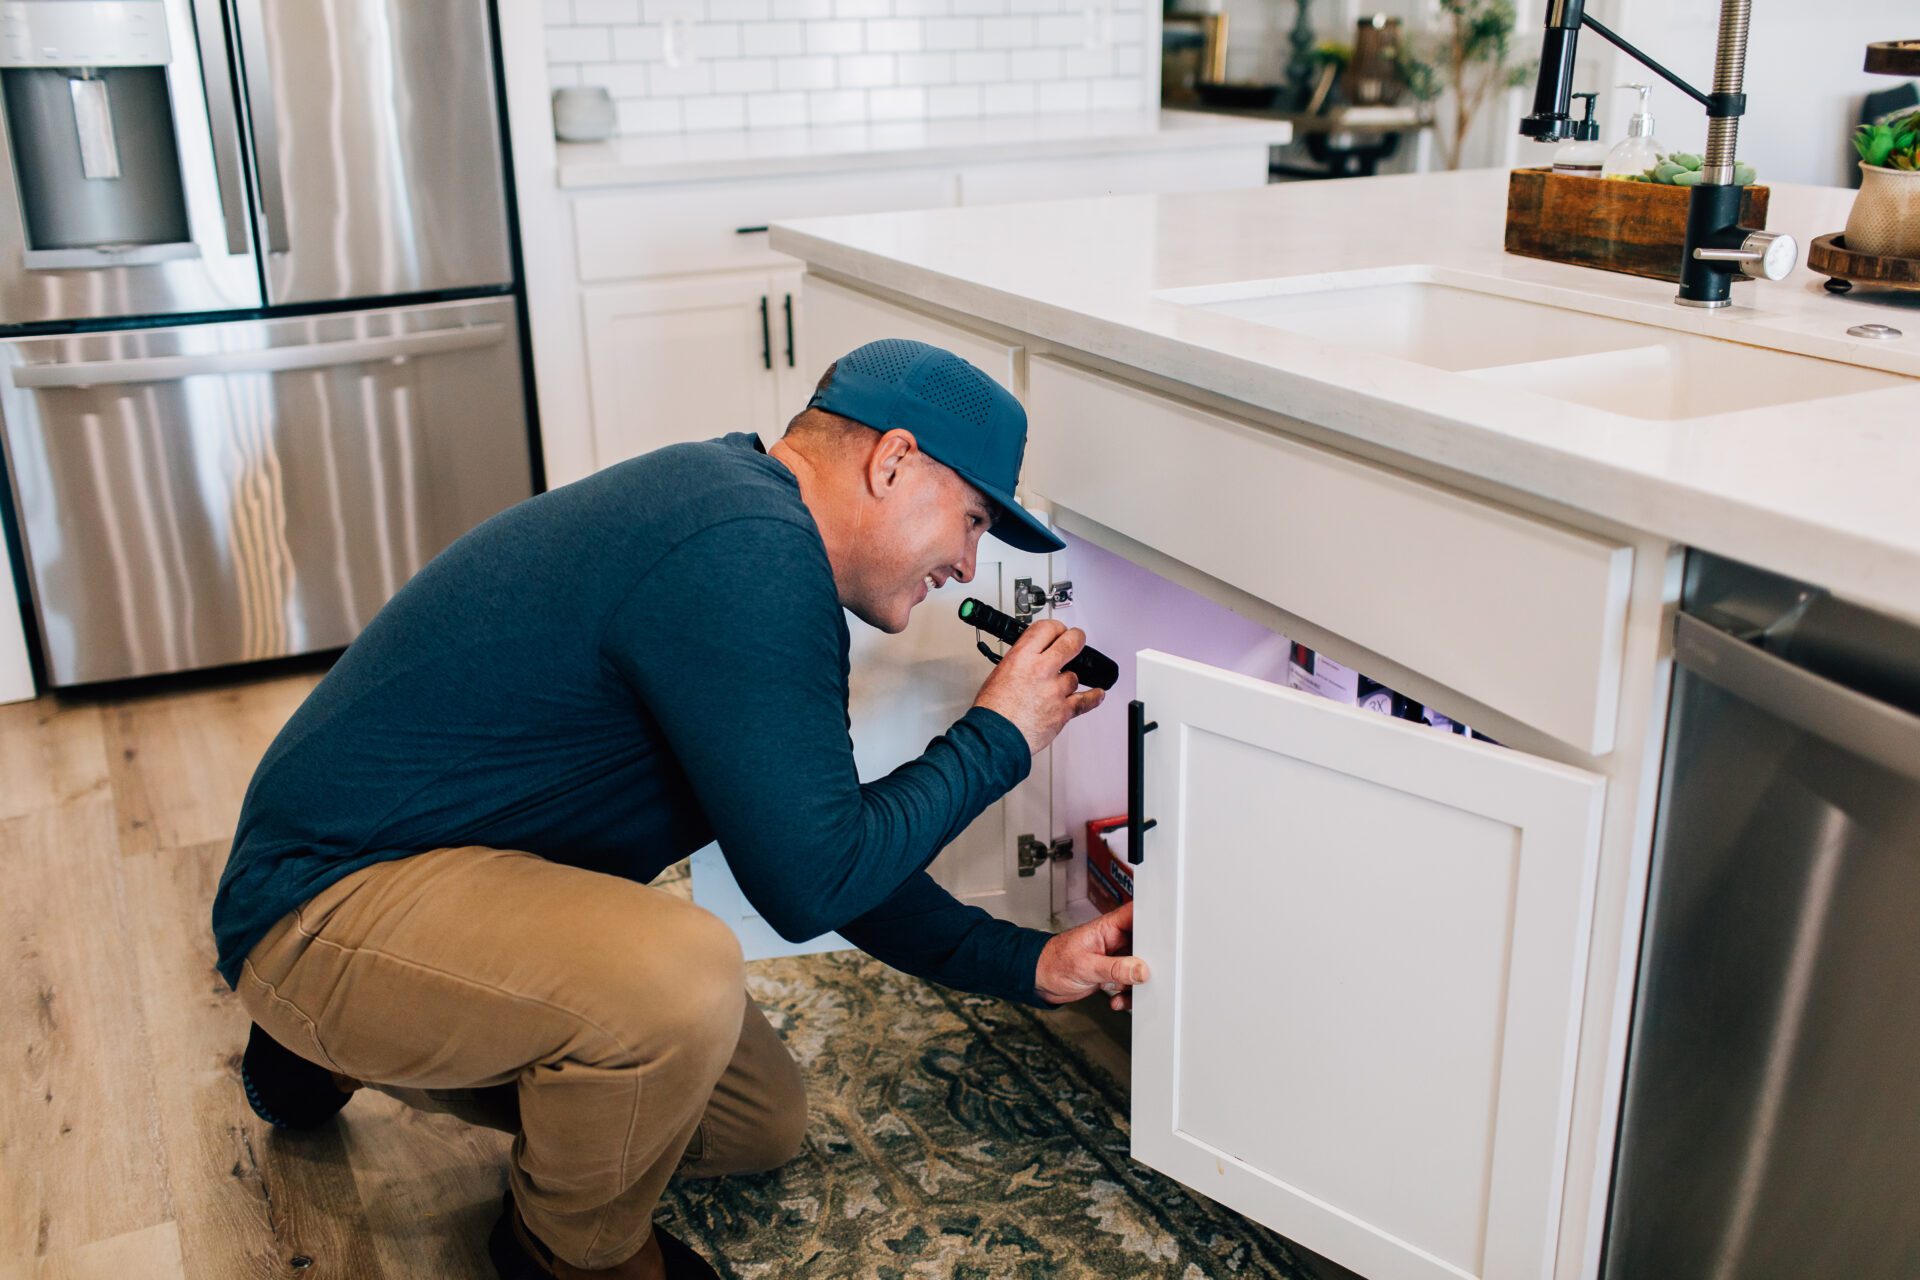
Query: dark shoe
xmin=240 ymin=1022 xmax=352 ymax=1131
xmin=488 ymin=1190 xmax=721 ymax=1280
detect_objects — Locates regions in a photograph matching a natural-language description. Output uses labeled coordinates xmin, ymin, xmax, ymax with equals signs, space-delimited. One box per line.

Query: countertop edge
xmin=770 ymin=221 xmax=1920 ymax=622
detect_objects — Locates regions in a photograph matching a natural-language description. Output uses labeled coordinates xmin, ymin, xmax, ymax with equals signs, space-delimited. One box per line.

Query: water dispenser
xmin=0 ymin=1 xmax=190 ymax=258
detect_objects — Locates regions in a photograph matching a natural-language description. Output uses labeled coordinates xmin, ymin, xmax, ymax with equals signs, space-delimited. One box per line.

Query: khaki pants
xmin=237 ymin=846 xmax=807 ymax=1270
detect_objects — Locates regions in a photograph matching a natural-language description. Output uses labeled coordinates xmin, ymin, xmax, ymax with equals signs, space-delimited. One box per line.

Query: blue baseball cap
xmin=807 ymin=338 xmax=1065 ymax=554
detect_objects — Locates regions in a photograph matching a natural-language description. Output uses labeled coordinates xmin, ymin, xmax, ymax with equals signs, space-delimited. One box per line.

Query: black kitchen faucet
xmin=1518 ymin=0 xmax=1797 ymax=308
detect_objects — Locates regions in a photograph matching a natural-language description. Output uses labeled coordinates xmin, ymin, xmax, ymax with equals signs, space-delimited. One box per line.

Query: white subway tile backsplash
xmin=574 ymin=0 xmax=641 ymax=21
xmin=807 ymin=89 xmax=868 ymax=123
xmin=777 ymin=54 xmax=838 ymax=88
xmin=1063 ymin=44 xmax=1114 ymax=77
xmin=684 ymin=95 xmax=749 ymax=130
xmin=1032 ymin=13 xmax=1083 ymax=45
xmin=1007 ymin=47 xmax=1060 ymax=79
xmin=713 ymin=56 xmax=778 ymax=91
xmin=545 ymin=0 xmax=1150 ymax=134
xmin=836 ymin=53 xmax=896 ymax=86
xmin=580 ymin=61 xmax=655 ymax=94
xmin=747 ymin=91 xmax=810 ymax=127
xmin=690 ymin=23 xmax=743 ymax=56
xmin=547 ymin=26 xmax=613 ymax=62
xmin=980 ymin=81 xmax=1035 ymax=114
xmin=863 ymin=18 xmax=925 ymax=51
xmin=1036 ymin=78 xmax=1089 ymax=111
xmin=612 ymin=25 xmax=664 ymax=58
xmin=743 ymin=21 xmax=805 ymax=54
xmin=618 ymin=97 xmax=684 ymax=133
xmin=805 ymin=19 xmax=864 ymax=52
xmin=979 ymin=16 xmax=1034 ymax=47
xmin=867 ymin=87 xmax=927 ymax=120
xmin=927 ymin=84 xmax=980 ymax=117
xmin=649 ymin=60 xmax=714 ymax=94
xmin=894 ymin=51 xmax=953 ymax=84
xmin=1088 ymin=75 xmax=1141 ymax=109
xmin=922 ymin=17 xmax=979 ymax=48
xmin=951 ymin=49 xmax=1007 ymax=80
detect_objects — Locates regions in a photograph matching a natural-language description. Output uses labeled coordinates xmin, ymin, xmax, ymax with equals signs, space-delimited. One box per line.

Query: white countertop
xmin=554 ymin=109 xmax=1290 ymax=188
xmin=771 ymin=169 xmax=1920 ymax=621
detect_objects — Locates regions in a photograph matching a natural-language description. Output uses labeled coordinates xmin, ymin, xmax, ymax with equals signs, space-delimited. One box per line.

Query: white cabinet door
xmin=802 ymin=275 xmax=1019 ymax=392
xmin=583 ymin=274 xmax=782 ymax=467
xmin=1131 ymin=651 xmax=1605 ymax=1280
xmin=694 ymin=540 xmax=1056 ymax=959
xmin=770 ymin=268 xmax=811 ymax=413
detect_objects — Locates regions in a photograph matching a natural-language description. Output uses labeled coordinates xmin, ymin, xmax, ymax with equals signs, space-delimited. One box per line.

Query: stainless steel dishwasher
xmin=1603 ymin=553 xmax=1920 ymax=1280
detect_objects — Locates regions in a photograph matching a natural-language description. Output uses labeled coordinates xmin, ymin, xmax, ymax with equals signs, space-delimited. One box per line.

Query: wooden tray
xmin=1807 ymin=232 xmax=1920 ymax=293
xmin=1504 ymin=167 xmax=1770 ymax=284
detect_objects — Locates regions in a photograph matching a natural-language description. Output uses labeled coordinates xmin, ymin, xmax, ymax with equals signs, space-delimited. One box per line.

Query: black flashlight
xmin=958 ymin=597 xmax=1119 ymax=691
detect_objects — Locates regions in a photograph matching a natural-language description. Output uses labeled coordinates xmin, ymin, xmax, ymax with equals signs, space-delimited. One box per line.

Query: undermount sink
xmin=1155 ymin=271 xmax=1914 ymax=421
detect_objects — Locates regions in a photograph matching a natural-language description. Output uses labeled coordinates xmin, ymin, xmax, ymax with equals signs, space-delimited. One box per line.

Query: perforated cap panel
xmin=838 ymin=338 xmax=924 ymax=385
xmin=902 ymin=354 xmax=996 ymax=427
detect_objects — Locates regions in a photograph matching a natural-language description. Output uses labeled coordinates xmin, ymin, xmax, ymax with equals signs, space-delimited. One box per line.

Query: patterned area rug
xmin=659 ymin=949 xmax=1313 ymax=1280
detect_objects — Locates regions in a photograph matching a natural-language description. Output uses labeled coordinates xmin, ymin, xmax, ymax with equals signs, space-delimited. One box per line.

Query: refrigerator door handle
xmin=231 ymin=0 xmax=290 ymax=254
xmin=9 ymin=323 xmax=506 ymax=390
xmin=192 ymin=0 xmax=251 ymax=255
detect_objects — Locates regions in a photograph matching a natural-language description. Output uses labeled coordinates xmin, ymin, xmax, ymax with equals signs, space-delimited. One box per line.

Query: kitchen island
xmin=768 ymin=170 xmax=1918 ymax=1280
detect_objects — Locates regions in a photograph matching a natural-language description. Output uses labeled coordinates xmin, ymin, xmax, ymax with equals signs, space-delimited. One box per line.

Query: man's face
xmin=847 ymin=448 xmax=996 ymax=635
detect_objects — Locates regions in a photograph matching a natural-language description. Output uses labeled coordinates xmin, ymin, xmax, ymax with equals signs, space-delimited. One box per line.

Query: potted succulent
xmin=1847 ymin=113 xmax=1920 ymax=258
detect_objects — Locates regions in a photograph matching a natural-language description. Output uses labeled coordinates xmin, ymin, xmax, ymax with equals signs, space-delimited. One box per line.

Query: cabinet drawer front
xmin=574 ymin=170 xmax=956 ymax=283
xmin=1024 ymin=358 xmax=1632 ymax=753
xmin=956 ymin=147 xmax=1268 ymax=206
xmin=804 ymin=275 xmax=1018 ymax=391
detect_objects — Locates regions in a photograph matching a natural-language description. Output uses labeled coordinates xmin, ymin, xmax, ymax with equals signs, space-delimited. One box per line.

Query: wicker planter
xmin=1844 ymin=161 xmax=1920 ymax=258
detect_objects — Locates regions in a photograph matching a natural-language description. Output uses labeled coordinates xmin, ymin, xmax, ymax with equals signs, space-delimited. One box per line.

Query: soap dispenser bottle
xmin=1602 ymin=83 xmax=1662 ymax=179
xmin=1552 ymin=92 xmax=1606 ymax=176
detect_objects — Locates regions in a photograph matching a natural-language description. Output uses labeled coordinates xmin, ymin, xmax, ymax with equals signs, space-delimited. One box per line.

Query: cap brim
xmin=955 ymin=470 xmax=1065 ymax=554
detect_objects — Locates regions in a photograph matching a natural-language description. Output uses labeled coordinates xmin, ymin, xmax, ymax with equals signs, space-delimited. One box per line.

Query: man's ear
xmin=865 ymin=428 xmax=919 ymax=498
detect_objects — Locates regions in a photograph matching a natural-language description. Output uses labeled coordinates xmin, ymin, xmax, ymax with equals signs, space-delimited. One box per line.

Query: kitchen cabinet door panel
xmin=583 ymin=275 xmax=783 ymax=467
xmin=694 ymin=541 xmax=1054 ymax=958
xmin=1131 ymin=651 xmax=1605 ymax=1280
xmin=803 ymin=275 xmax=1018 ymax=393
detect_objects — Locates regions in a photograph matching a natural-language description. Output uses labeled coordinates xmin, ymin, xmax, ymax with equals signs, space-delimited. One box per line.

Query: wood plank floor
xmin=0 ymin=660 xmax=1150 ymax=1280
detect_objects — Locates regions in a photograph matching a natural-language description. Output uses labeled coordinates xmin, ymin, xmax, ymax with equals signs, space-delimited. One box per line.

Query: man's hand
xmin=1036 ymin=900 xmax=1147 ymax=1011
xmin=972 ymin=620 xmax=1105 ymax=758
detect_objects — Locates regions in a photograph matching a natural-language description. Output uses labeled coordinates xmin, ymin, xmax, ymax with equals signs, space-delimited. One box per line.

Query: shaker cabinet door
xmin=693 ymin=539 xmax=1055 ymax=958
xmin=1130 ymin=651 xmax=1605 ymax=1280
xmin=583 ymin=275 xmax=783 ymax=468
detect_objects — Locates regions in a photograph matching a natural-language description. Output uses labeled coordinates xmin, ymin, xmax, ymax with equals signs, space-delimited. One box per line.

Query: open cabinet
xmin=759 ymin=273 xmax=1623 ymax=1279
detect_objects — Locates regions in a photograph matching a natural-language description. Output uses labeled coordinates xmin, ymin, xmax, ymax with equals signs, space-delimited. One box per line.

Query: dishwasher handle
xmin=1673 ymin=611 xmax=1920 ymax=783
xmin=8 ymin=324 xmax=507 ymax=390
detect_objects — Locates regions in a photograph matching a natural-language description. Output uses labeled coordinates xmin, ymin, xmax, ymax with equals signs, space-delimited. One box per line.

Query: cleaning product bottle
xmin=1602 ymin=83 xmax=1662 ymax=180
xmin=1552 ymin=92 xmax=1606 ymax=176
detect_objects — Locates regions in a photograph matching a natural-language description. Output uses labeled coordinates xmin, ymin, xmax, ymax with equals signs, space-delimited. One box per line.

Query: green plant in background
xmin=1608 ymin=151 xmax=1758 ymax=186
xmin=1855 ymin=113 xmax=1920 ymax=170
xmin=1390 ymin=0 xmax=1536 ymax=171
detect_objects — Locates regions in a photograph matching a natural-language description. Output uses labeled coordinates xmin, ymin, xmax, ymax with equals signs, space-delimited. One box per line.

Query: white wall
xmin=1598 ymin=1 xmax=1913 ymax=188
xmin=542 ymin=0 xmax=1154 ymax=135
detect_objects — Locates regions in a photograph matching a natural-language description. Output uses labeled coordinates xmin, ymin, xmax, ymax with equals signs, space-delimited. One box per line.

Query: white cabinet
xmin=692 ymin=534 xmax=1057 ymax=959
xmin=1129 ymin=650 xmax=1604 ymax=1280
xmin=583 ymin=269 xmax=809 ymax=464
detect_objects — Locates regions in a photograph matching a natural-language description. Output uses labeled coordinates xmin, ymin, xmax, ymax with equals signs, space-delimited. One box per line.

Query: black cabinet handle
xmin=782 ymin=293 xmax=795 ymax=368
xmin=735 ymin=224 xmax=769 ymax=234
xmin=1127 ymin=699 xmax=1158 ymax=865
xmin=758 ymin=295 xmax=771 ymax=371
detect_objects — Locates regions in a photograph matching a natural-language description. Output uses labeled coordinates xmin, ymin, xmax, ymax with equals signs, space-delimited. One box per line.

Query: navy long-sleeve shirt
xmin=211 ymin=432 xmax=1051 ymax=1006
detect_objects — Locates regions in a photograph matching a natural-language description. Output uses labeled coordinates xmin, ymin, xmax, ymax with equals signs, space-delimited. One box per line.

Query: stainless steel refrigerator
xmin=0 ymin=0 xmax=535 ymax=686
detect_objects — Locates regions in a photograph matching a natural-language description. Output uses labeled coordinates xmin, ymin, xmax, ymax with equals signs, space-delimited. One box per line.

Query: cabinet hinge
xmin=1013 ymin=578 xmax=1073 ymax=623
xmin=1016 ymin=833 xmax=1074 ymax=877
